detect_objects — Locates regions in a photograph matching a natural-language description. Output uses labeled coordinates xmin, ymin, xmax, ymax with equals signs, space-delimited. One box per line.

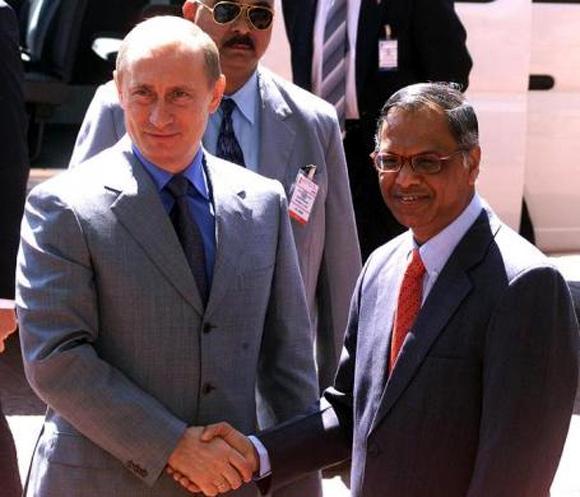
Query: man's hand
xmin=167 ymin=426 xmax=254 ymax=496
xmin=0 ymin=308 xmax=17 ymax=353
xmin=201 ymin=422 xmax=258 ymax=474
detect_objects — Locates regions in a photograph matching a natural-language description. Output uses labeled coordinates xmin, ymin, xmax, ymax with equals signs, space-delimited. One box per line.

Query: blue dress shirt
xmin=204 ymin=70 xmax=261 ymax=172
xmin=132 ymin=145 xmax=216 ymax=284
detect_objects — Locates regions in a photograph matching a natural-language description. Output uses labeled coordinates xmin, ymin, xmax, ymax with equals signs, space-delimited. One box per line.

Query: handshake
xmin=167 ymin=422 xmax=260 ymax=496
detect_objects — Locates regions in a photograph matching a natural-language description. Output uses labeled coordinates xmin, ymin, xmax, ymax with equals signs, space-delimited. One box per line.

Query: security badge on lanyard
xmin=288 ymin=165 xmax=319 ymax=225
xmin=379 ymin=24 xmax=398 ymax=71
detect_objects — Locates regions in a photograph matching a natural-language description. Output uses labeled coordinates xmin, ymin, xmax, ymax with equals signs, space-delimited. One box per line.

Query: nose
xmin=232 ymin=6 xmax=252 ymax=32
xmin=394 ymin=161 xmax=421 ymax=188
xmin=149 ymin=100 xmax=173 ymax=128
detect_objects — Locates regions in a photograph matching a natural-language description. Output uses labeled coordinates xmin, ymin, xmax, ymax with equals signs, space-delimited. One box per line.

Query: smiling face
xmin=376 ymin=106 xmax=480 ymax=243
xmin=184 ymin=0 xmax=273 ymax=93
xmin=115 ymin=42 xmax=225 ymax=173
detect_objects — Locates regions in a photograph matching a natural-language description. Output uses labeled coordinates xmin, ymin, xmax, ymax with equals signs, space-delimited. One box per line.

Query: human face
xmin=115 ymin=43 xmax=225 ymax=173
xmin=184 ymin=0 xmax=273 ymax=92
xmin=376 ymin=107 xmax=480 ymax=243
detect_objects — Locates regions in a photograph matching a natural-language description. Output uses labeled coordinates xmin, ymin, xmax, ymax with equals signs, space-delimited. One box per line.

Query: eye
xmin=377 ymin=154 xmax=401 ymax=171
xmin=170 ymin=89 xmax=192 ymax=102
xmin=413 ymin=155 xmax=442 ymax=173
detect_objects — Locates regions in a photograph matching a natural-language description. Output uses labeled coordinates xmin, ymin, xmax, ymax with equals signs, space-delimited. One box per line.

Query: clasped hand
xmin=167 ymin=423 xmax=258 ymax=496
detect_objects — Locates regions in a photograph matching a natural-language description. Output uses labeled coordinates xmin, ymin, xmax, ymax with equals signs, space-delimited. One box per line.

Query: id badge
xmin=379 ymin=38 xmax=398 ymax=71
xmin=289 ymin=166 xmax=319 ymax=225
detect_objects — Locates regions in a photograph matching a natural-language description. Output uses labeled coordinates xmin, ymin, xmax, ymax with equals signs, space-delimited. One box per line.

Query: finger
xmin=212 ymin=479 xmax=232 ymax=495
xmin=220 ymin=464 xmax=243 ymax=490
xmin=201 ymin=422 xmax=232 ymax=442
xmin=227 ymin=448 xmax=253 ymax=482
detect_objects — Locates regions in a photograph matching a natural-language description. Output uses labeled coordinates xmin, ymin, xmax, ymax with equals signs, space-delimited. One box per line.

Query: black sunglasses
xmin=195 ymin=1 xmax=274 ymax=31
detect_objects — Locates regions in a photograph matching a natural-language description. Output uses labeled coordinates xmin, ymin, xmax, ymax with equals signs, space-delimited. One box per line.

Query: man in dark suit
xmin=281 ymin=0 xmax=472 ymax=260
xmin=194 ymin=82 xmax=579 ymax=497
xmin=0 ymin=2 xmax=28 ymax=496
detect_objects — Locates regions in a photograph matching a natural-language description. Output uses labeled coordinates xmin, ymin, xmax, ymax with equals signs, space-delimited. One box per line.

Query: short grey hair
xmin=375 ymin=82 xmax=479 ymax=150
xmin=116 ymin=15 xmax=221 ymax=86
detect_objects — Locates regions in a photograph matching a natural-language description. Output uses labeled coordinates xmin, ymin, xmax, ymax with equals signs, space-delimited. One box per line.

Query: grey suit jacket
xmin=260 ymin=206 xmax=579 ymax=497
xmin=17 ymin=140 xmax=320 ymax=497
xmin=69 ymin=68 xmax=361 ymax=391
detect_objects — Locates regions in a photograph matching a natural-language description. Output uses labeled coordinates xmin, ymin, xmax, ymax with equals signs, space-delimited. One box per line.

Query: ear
xmin=466 ymin=145 xmax=481 ymax=186
xmin=182 ymin=0 xmax=199 ymax=21
xmin=209 ymin=74 xmax=226 ymax=113
xmin=113 ymin=70 xmax=126 ymax=110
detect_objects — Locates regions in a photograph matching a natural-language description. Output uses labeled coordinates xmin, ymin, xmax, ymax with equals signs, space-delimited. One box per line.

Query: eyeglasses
xmin=372 ymin=149 xmax=465 ymax=175
xmin=195 ymin=1 xmax=274 ymax=31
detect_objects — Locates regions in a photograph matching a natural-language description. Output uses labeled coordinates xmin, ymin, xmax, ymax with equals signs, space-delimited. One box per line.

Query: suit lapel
xmin=370 ymin=210 xmax=501 ymax=433
xmin=203 ymin=155 xmax=253 ymax=318
xmin=257 ymin=69 xmax=296 ymax=179
xmin=107 ymin=141 xmax=205 ymax=315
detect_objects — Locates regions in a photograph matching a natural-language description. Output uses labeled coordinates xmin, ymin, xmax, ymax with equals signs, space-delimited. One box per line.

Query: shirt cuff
xmin=0 ymin=299 xmax=15 ymax=309
xmin=248 ymin=435 xmax=271 ymax=478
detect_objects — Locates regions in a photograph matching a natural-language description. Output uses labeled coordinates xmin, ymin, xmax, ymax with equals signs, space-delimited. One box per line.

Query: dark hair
xmin=375 ymin=82 xmax=479 ymax=150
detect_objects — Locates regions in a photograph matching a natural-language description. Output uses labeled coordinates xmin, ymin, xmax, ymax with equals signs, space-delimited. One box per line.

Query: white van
xmin=456 ymin=0 xmax=580 ymax=253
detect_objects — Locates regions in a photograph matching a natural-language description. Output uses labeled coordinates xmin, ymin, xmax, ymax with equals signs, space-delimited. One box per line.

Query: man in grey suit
xmin=16 ymin=16 xmax=319 ymax=497
xmin=194 ymin=82 xmax=580 ymax=497
xmin=70 ymin=0 xmax=361 ymax=392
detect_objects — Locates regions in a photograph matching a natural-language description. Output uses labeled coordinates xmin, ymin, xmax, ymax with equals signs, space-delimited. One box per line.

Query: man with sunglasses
xmin=194 ymin=82 xmax=579 ymax=497
xmin=70 ymin=0 xmax=361 ymax=403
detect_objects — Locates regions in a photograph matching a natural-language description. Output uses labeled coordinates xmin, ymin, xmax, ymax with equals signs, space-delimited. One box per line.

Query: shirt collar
xmin=406 ymin=193 xmax=484 ymax=277
xmin=224 ymin=70 xmax=259 ymax=125
xmin=132 ymin=144 xmax=210 ymax=200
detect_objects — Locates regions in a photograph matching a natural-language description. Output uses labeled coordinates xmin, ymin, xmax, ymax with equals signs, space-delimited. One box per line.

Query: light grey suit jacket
xmin=69 ymin=68 xmax=361 ymax=390
xmin=260 ymin=206 xmax=579 ymax=497
xmin=17 ymin=139 xmax=320 ymax=497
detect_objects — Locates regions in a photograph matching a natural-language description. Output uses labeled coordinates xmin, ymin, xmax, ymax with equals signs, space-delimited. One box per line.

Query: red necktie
xmin=390 ymin=249 xmax=426 ymax=370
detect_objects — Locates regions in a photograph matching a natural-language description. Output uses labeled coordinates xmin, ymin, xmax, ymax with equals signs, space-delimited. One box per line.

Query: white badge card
xmin=379 ymin=38 xmax=398 ymax=71
xmin=289 ymin=168 xmax=319 ymax=225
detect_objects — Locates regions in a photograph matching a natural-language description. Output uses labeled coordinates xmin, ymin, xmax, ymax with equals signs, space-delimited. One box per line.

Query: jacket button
xmin=203 ymin=323 xmax=214 ymax=334
xmin=202 ymin=383 xmax=216 ymax=395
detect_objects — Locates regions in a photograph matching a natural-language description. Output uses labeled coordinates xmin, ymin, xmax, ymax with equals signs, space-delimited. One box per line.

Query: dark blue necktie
xmin=166 ymin=175 xmax=209 ymax=305
xmin=216 ymin=98 xmax=246 ymax=167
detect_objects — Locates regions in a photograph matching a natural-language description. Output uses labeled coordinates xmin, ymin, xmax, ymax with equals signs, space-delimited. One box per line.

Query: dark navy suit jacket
xmin=261 ymin=207 xmax=579 ymax=497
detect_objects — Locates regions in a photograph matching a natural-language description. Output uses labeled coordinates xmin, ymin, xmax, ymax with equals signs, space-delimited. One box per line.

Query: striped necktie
xmin=216 ymin=98 xmax=246 ymax=167
xmin=321 ymin=0 xmax=348 ymax=130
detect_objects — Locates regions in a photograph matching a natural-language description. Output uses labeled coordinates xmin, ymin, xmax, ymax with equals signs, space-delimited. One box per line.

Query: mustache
xmin=223 ymin=35 xmax=255 ymax=49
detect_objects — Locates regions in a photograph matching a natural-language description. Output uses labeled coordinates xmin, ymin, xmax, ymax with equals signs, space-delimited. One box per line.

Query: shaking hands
xmin=167 ymin=422 xmax=259 ymax=496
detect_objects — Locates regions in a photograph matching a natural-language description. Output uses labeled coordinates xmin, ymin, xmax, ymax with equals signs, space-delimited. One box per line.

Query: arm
xmin=16 ymin=185 xmax=252 ymax=490
xmin=413 ymin=0 xmax=473 ymax=90
xmin=256 ymin=185 xmax=320 ymax=428
xmin=69 ymin=81 xmax=126 ymax=168
xmin=466 ymin=266 xmax=579 ymax=497
xmin=255 ymin=186 xmax=322 ymax=497
xmin=315 ymin=114 xmax=361 ymax=389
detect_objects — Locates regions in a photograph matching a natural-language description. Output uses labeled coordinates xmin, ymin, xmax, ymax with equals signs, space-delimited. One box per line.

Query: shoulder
xmin=205 ymin=152 xmax=285 ymax=198
xmin=31 ymin=143 xmax=130 ymax=208
xmin=93 ymin=80 xmax=121 ymax=108
xmin=259 ymin=68 xmax=339 ymax=125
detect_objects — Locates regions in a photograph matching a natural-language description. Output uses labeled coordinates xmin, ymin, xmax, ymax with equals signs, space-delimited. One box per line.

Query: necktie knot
xmin=220 ymin=98 xmax=236 ymax=119
xmin=407 ymin=249 xmax=425 ymax=278
xmin=166 ymin=175 xmax=190 ymax=199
